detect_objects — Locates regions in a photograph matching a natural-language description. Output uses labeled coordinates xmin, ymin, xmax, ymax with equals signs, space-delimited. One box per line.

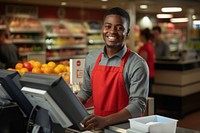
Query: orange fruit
xmin=15 ymin=63 xmax=23 ymax=70
xmin=66 ymin=66 xmax=70 ymax=72
xmin=32 ymin=61 xmax=42 ymax=68
xmin=43 ymin=67 xmax=53 ymax=74
xmin=28 ymin=60 xmax=35 ymax=67
xmin=19 ymin=68 xmax=29 ymax=76
xmin=54 ymin=66 xmax=62 ymax=74
xmin=41 ymin=64 xmax=48 ymax=72
xmin=47 ymin=61 xmax=56 ymax=69
xmin=20 ymin=68 xmax=29 ymax=72
xmin=62 ymin=72 xmax=70 ymax=84
xmin=57 ymin=64 xmax=66 ymax=72
xmin=41 ymin=63 xmax=48 ymax=68
xmin=32 ymin=67 xmax=42 ymax=74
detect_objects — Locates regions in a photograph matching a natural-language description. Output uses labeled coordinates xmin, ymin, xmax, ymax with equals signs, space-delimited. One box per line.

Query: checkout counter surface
xmin=65 ymin=122 xmax=200 ymax=133
xmin=155 ymin=58 xmax=200 ymax=71
xmin=106 ymin=122 xmax=200 ymax=133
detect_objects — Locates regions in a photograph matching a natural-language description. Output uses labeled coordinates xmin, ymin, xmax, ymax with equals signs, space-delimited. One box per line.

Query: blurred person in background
xmin=0 ymin=30 xmax=19 ymax=69
xmin=152 ymin=26 xmax=170 ymax=59
xmin=138 ymin=28 xmax=155 ymax=97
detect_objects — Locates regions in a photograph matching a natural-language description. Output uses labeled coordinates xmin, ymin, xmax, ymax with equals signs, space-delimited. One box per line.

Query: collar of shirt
xmin=101 ymin=45 xmax=127 ymax=60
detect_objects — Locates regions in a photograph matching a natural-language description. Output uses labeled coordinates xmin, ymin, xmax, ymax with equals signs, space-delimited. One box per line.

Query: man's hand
xmin=82 ymin=114 xmax=108 ymax=131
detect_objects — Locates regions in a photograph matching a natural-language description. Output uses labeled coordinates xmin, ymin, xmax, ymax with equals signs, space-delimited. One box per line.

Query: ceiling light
xmin=140 ymin=4 xmax=148 ymax=9
xmin=193 ymin=20 xmax=200 ymax=25
xmin=61 ymin=2 xmax=67 ymax=6
xmin=156 ymin=14 xmax=173 ymax=19
xmin=161 ymin=7 xmax=182 ymax=12
xmin=170 ymin=18 xmax=188 ymax=23
xmin=192 ymin=15 xmax=196 ymax=19
xmin=139 ymin=16 xmax=153 ymax=29
xmin=101 ymin=0 xmax=108 ymax=2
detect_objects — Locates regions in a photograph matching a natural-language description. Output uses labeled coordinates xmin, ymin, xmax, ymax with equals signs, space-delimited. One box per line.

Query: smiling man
xmin=77 ymin=7 xmax=149 ymax=131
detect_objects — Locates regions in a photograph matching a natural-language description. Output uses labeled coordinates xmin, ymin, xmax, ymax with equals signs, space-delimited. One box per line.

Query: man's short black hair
xmin=152 ymin=26 xmax=162 ymax=33
xmin=103 ymin=7 xmax=130 ymax=28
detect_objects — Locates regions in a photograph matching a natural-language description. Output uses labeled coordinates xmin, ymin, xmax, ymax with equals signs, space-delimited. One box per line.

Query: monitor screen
xmin=20 ymin=72 xmax=89 ymax=131
xmin=0 ymin=69 xmax=33 ymax=117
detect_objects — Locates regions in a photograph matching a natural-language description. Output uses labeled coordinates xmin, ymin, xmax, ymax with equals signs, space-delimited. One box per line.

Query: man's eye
xmin=104 ymin=25 xmax=111 ymax=29
xmin=116 ymin=26 xmax=124 ymax=31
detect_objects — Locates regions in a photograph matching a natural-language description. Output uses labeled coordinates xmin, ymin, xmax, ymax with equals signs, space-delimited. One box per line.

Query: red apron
xmin=91 ymin=49 xmax=131 ymax=116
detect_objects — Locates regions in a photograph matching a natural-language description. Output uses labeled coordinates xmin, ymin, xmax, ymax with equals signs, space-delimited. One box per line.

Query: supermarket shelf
xmin=72 ymin=34 xmax=86 ymax=38
xmin=88 ymin=39 xmax=104 ymax=44
xmin=46 ymin=33 xmax=72 ymax=38
xmin=12 ymin=39 xmax=44 ymax=44
xmin=47 ymin=54 xmax=86 ymax=61
xmin=19 ymin=51 xmax=46 ymax=56
xmin=46 ymin=33 xmax=86 ymax=38
xmin=0 ymin=25 xmax=6 ymax=30
xmin=86 ymin=29 xmax=101 ymax=34
xmin=46 ymin=44 xmax=87 ymax=50
xmin=9 ymin=28 xmax=44 ymax=33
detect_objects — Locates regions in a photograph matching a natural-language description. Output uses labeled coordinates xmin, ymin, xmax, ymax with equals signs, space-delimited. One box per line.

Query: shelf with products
xmin=0 ymin=16 xmax=7 ymax=30
xmin=158 ymin=23 xmax=188 ymax=57
xmin=84 ymin=21 xmax=104 ymax=52
xmin=187 ymin=28 xmax=200 ymax=51
xmin=47 ymin=54 xmax=86 ymax=62
xmin=46 ymin=44 xmax=88 ymax=62
xmin=159 ymin=23 xmax=200 ymax=60
xmin=0 ymin=25 xmax=6 ymax=30
xmin=40 ymin=19 xmax=88 ymax=62
xmin=6 ymin=15 xmax=46 ymax=63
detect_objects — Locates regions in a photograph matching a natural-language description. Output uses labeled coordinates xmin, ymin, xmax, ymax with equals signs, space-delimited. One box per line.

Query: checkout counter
xmin=64 ymin=122 xmax=200 ymax=133
xmin=106 ymin=122 xmax=200 ymax=133
xmin=152 ymin=58 xmax=200 ymax=118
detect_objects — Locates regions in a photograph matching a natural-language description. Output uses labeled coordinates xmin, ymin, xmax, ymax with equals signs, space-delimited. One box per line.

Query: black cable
xmin=26 ymin=105 xmax=38 ymax=133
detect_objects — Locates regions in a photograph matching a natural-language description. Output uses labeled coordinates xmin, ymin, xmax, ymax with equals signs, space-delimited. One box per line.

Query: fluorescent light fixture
xmin=170 ymin=18 xmax=188 ymax=23
xmin=156 ymin=14 xmax=173 ymax=19
xmin=161 ymin=7 xmax=182 ymax=12
xmin=101 ymin=0 xmax=108 ymax=1
xmin=140 ymin=4 xmax=148 ymax=9
xmin=193 ymin=20 xmax=200 ymax=25
xmin=61 ymin=2 xmax=67 ymax=6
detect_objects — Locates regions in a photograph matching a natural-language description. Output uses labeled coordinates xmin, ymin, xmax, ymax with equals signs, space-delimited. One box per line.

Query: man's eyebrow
xmin=104 ymin=22 xmax=111 ymax=25
xmin=104 ymin=23 xmax=123 ymax=26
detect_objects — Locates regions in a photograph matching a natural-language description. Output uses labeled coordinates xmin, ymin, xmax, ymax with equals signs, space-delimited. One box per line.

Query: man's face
xmin=152 ymin=30 xmax=160 ymax=40
xmin=102 ymin=14 xmax=129 ymax=49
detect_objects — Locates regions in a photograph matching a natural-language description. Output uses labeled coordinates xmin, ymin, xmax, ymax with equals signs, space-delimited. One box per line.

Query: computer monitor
xmin=20 ymin=72 xmax=89 ymax=131
xmin=0 ymin=69 xmax=33 ymax=117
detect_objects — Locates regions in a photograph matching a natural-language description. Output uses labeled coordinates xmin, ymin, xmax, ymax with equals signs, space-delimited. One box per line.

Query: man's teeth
xmin=108 ymin=36 xmax=117 ymax=41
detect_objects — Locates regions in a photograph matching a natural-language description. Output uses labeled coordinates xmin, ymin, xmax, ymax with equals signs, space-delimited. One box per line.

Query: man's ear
xmin=126 ymin=28 xmax=130 ymax=37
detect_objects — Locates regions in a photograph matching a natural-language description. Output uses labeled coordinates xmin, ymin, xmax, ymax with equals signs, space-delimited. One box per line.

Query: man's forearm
xmin=104 ymin=108 xmax=132 ymax=127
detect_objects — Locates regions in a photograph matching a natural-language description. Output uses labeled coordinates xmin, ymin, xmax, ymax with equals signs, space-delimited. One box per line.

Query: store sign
xmin=6 ymin=5 xmax=38 ymax=18
xmin=70 ymin=59 xmax=85 ymax=84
